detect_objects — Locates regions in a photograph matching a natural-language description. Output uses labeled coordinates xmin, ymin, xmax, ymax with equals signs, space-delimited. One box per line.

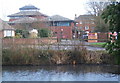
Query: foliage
xmin=101 ymin=2 xmax=120 ymax=64
xmin=21 ymin=30 xmax=29 ymax=38
xmin=15 ymin=33 xmax=22 ymax=38
xmin=94 ymin=16 xmax=109 ymax=32
xmin=15 ymin=29 xmax=23 ymax=35
xmin=38 ymin=28 xmax=50 ymax=37
xmin=4 ymin=36 xmax=13 ymax=38
xmin=15 ymin=29 xmax=29 ymax=38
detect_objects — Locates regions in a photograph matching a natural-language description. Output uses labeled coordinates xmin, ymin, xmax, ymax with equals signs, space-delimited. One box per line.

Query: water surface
xmin=2 ymin=65 xmax=120 ymax=81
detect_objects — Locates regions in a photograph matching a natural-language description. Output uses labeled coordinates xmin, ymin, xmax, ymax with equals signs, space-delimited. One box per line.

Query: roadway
xmin=33 ymin=39 xmax=105 ymax=51
xmin=3 ymin=39 xmax=105 ymax=51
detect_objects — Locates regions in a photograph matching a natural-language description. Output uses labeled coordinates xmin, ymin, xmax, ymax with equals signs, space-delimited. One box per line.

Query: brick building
xmin=47 ymin=15 xmax=74 ymax=39
xmin=75 ymin=15 xmax=96 ymax=32
xmin=0 ymin=19 xmax=15 ymax=38
xmin=75 ymin=15 xmax=110 ymax=42
xmin=75 ymin=15 xmax=96 ymax=39
xmin=7 ymin=5 xmax=75 ymax=39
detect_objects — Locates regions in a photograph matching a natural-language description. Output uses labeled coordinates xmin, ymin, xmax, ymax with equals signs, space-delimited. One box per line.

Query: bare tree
xmin=86 ymin=0 xmax=116 ymax=16
xmin=86 ymin=0 xmax=116 ymax=32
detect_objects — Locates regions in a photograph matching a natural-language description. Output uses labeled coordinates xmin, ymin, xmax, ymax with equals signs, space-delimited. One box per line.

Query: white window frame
xmin=4 ymin=30 xmax=15 ymax=37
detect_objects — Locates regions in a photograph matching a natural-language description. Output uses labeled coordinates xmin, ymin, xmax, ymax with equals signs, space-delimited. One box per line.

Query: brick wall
xmin=97 ymin=33 xmax=108 ymax=42
xmin=2 ymin=38 xmax=57 ymax=47
xmin=88 ymin=32 xmax=108 ymax=42
xmin=88 ymin=33 xmax=98 ymax=43
xmin=76 ymin=23 xmax=95 ymax=32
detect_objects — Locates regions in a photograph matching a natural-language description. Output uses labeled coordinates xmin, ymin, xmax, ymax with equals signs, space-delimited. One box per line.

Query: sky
xmin=0 ymin=0 xmax=88 ymax=21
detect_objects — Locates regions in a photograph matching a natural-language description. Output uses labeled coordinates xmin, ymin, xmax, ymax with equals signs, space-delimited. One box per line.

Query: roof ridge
xmin=8 ymin=11 xmax=44 ymax=17
xmin=49 ymin=15 xmax=72 ymax=21
xmin=0 ymin=19 xmax=14 ymax=30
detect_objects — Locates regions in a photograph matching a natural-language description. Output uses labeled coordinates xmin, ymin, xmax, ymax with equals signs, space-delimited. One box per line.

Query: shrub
xmin=2 ymin=46 xmax=114 ymax=65
xmin=38 ymin=28 xmax=50 ymax=37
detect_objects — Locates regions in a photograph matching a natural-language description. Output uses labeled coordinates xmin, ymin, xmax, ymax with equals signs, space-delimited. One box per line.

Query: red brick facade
xmin=8 ymin=6 xmax=75 ymax=39
xmin=75 ymin=15 xmax=96 ymax=33
xmin=87 ymin=32 xmax=109 ymax=42
xmin=50 ymin=26 xmax=73 ymax=39
xmin=76 ymin=22 xmax=95 ymax=32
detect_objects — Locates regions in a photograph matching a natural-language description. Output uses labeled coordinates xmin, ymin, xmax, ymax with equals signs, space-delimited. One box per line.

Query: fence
xmin=87 ymin=33 xmax=109 ymax=43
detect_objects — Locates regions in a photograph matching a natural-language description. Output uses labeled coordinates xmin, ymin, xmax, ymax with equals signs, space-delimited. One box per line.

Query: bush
xmin=101 ymin=2 xmax=120 ymax=65
xmin=4 ymin=36 xmax=13 ymax=38
xmin=38 ymin=28 xmax=50 ymax=37
xmin=2 ymin=46 xmax=114 ymax=65
xmin=15 ymin=29 xmax=29 ymax=38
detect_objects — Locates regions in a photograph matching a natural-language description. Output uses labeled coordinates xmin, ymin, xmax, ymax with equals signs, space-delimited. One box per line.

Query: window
xmin=10 ymin=16 xmax=23 ymax=19
xmin=6 ymin=31 xmax=12 ymax=36
xmin=9 ymin=23 xmax=15 ymax=25
xmin=4 ymin=30 xmax=14 ymax=37
xmin=85 ymin=26 xmax=89 ymax=30
xmin=76 ymin=23 xmax=78 ymax=24
xmin=57 ymin=22 xmax=70 ymax=26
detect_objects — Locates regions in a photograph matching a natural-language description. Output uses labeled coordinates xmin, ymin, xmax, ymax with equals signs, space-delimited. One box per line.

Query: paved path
xmin=59 ymin=39 xmax=105 ymax=51
xmin=33 ymin=40 xmax=105 ymax=51
xmin=3 ymin=39 xmax=105 ymax=51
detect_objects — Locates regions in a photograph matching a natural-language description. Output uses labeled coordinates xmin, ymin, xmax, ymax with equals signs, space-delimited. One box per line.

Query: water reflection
xmin=2 ymin=65 xmax=120 ymax=81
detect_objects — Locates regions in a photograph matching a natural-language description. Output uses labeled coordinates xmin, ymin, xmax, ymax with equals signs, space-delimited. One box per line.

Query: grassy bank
xmin=2 ymin=45 xmax=116 ymax=66
xmin=89 ymin=42 xmax=106 ymax=47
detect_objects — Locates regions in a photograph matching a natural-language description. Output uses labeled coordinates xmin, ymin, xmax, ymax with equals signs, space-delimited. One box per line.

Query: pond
xmin=2 ymin=65 xmax=120 ymax=81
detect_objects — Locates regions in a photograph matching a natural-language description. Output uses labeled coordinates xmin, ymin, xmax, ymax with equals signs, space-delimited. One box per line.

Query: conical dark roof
xmin=19 ymin=5 xmax=40 ymax=10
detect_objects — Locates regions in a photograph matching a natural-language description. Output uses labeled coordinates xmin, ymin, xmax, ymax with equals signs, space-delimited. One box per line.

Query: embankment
xmin=2 ymin=46 xmax=116 ymax=66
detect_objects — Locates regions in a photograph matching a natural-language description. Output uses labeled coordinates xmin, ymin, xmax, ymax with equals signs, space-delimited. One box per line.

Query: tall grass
xmin=2 ymin=44 xmax=115 ymax=66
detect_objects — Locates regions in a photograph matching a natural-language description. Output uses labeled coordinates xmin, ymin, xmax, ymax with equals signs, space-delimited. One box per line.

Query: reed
xmin=2 ymin=45 xmax=115 ymax=65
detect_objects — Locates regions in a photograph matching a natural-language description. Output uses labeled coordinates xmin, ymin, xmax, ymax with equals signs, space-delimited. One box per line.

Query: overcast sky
xmin=0 ymin=0 xmax=88 ymax=21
